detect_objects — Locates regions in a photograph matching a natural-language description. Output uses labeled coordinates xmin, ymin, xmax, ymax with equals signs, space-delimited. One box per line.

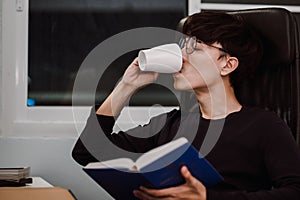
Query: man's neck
xmin=195 ymin=84 xmax=241 ymax=120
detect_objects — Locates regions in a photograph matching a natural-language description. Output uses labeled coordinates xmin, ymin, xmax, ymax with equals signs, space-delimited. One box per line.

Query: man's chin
xmin=173 ymin=84 xmax=193 ymax=91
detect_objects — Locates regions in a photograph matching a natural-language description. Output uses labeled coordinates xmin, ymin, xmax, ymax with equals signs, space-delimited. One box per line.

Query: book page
xmin=85 ymin=158 xmax=135 ymax=170
xmin=135 ymin=137 xmax=188 ymax=169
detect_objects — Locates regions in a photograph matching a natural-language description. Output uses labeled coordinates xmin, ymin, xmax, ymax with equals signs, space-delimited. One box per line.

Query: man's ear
xmin=220 ymin=57 xmax=239 ymax=76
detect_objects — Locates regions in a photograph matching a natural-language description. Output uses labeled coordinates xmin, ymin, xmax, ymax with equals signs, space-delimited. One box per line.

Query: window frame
xmin=200 ymin=2 xmax=300 ymax=12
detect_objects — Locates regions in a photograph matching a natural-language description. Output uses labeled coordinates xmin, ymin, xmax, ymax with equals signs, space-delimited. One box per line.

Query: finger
xmin=133 ymin=189 xmax=153 ymax=200
xmin=132 ymin=57 xmax=139 ymax=65
xmin=128 ymin=58 xmax=139 ymax=70
xmin=134 ymin=190 xmax=174 ymax=200
xmin=180 ymin=166 xmax=198 ymax=185
xmin=134 ymin=188 xmax=172 ymax=200
xmin=153 ymin=72 xmax=159 ymax=79
xmin=140 ymin=186 xmax=177 ymax=197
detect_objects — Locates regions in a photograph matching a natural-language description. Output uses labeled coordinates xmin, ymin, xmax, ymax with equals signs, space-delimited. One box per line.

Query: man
xmin=73 ymin=11 xmax=300 ymax=199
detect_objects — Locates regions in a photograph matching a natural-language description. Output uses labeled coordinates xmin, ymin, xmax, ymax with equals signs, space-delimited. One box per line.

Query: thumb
xmin=181 ymin=166 xmax=197 ymax=185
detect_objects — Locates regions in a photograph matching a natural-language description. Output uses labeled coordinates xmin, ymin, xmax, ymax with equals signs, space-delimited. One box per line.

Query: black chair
xmin=178 ymin=8 xmax=300 ymax=145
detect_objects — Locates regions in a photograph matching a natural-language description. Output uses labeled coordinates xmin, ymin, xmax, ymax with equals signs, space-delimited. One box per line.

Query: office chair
xmin=178 ymin=8 xmax=300 ymax=145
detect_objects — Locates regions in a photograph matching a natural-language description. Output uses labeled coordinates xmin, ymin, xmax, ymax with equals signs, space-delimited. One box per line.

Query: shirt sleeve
xmin=72 ymin=105 xmax=178 ymax=166
xmin=207 ymin=113 xmax=300 ymax=200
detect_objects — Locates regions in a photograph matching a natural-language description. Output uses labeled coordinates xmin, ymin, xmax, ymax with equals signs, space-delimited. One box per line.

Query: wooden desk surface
xmin=0 ymin=177 xmax=75 ymax=200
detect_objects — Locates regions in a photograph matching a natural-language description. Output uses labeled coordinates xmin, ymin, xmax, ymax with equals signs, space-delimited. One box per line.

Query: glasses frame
xmin=179 ymin=36 xmax=231 ymax=55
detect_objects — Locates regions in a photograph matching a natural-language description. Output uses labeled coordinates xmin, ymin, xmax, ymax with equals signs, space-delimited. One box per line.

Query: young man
xmin=72 ymin=11 xmax=300 ymax=199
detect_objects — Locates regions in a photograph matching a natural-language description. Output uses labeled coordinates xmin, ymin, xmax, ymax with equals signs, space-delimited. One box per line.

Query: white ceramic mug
xmin=138 ymin=43 xmax=182 ymax=73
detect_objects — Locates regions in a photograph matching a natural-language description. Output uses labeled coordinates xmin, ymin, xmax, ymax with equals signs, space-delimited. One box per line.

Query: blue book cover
xmin=83 ymin=137 xmax=223 ymax=200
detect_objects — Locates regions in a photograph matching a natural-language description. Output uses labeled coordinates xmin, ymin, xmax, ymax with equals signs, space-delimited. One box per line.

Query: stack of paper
xmin=0 ymin=167 xmax=30 ymax=181
xmin=0 ymin=167 xmax=31 ymax=186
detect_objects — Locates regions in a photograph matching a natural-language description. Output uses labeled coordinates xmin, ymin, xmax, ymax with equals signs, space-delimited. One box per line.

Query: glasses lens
xmin=178 ymin=37 xmax=186 ymax=49
xmin=186 ymin=37 xmax=196 ymax=54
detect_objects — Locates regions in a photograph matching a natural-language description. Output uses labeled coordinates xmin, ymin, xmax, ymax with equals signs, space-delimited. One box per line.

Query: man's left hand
xmin=133 ymin=166 xmax=207 ymax=200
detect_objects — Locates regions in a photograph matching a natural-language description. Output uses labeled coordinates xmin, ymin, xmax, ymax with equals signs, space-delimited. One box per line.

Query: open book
xmin=83 ymin=137 xmax=223 ymax=200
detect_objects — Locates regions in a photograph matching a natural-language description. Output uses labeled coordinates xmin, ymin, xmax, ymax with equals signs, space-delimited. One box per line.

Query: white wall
xmin=0 ymin=138 xmax=114 ymax=200
xmin=0 ymin=1 xmax=113 ymax=199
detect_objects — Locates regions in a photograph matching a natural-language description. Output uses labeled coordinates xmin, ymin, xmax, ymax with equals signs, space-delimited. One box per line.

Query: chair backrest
xmin=178 ymin=8 xmax=300 ymax=145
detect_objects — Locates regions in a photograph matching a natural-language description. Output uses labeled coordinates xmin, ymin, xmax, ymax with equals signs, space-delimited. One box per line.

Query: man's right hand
xmin=120 ymin=58 xmax=159 ymax=90
xmin=96 ymin=58 xmax=158 ymax=116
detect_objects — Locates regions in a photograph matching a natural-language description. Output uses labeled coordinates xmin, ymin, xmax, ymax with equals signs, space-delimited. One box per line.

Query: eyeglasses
xmin=178 ymin=36 xmax=230 ymax=55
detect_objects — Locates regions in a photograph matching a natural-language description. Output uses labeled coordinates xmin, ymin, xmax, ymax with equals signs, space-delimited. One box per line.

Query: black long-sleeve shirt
xmin=72 ymin=106 xmax=300 ymax=199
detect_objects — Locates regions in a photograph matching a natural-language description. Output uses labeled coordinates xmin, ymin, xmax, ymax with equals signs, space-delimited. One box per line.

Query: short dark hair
xmin=182 ymin=11 xmax=263 ymax=89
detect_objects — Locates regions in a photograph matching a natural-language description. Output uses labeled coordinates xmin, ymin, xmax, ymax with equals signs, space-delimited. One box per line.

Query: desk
xmin=0 ymin=177 xmax=75 ymax=200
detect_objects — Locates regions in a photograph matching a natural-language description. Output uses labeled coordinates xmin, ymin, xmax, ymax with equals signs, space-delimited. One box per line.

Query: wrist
xmin=117 ymin=80 xmax=139 ymax=94
xmin=96 ymin=81 xmax=138 ymax=116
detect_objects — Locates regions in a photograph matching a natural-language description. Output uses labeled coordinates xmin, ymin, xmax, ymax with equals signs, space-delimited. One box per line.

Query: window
xmin=28 ymin=0 xmax=186 ymax=106
xmin=1 ymin=0 xmax=200 ymax=137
